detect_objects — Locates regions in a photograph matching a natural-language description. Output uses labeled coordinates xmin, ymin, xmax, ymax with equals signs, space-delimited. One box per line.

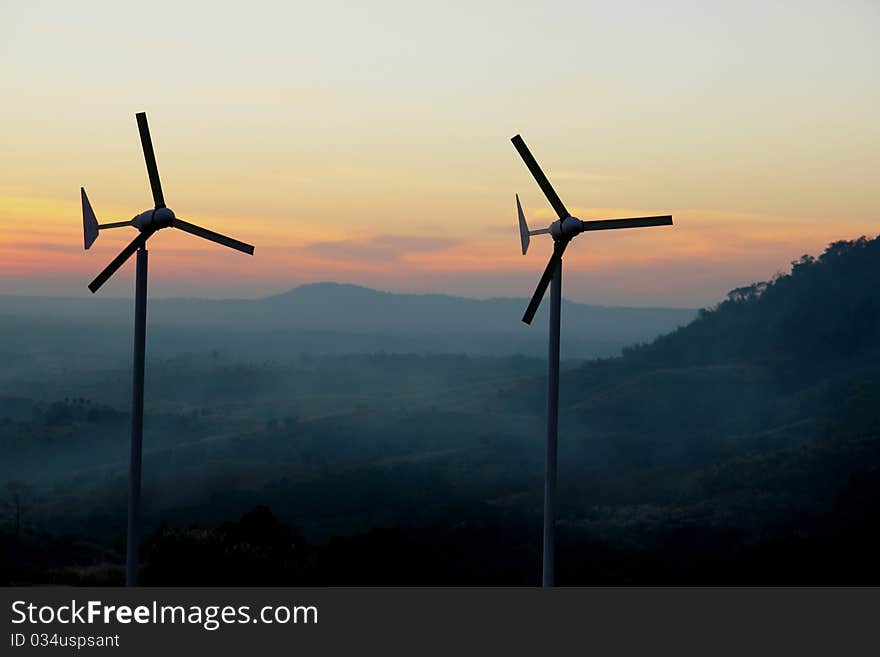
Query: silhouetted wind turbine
xmin=511 ymin=134 xmax=672 ymax=587
xmin=81 ymin=112 xmax=254 ymax=586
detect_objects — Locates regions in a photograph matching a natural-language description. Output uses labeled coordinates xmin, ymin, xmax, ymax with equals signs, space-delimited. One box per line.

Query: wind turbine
xmin=81 ymin=112 xmax=255 ymax=586
xmin=511 ymin=134 xmax=672 ymax=587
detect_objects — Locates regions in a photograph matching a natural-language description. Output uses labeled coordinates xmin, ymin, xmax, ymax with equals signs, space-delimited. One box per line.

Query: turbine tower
xmin=511 ymin=134 xmax=673 ymax=587
xmin=81 ymin=112 xmax=255 ymax=586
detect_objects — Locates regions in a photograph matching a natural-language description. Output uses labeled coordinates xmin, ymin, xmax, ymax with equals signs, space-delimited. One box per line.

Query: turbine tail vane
xmin=517 ymin=194 xmax=530 ymax=255
xmin=81 ymin=187 xmax=99 ymax=250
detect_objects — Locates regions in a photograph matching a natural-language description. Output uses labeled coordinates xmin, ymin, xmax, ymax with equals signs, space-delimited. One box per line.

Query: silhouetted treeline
xmin=622 ymin=236 xmax=880 ymax=367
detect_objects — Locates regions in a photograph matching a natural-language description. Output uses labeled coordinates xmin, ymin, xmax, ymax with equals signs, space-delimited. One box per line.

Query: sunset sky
xmin=1 ymin=0 xmax=878 ymax=307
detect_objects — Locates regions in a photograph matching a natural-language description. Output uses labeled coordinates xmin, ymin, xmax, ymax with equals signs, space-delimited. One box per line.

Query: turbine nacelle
xmin=133 ymin=207 xmax=175 ymax=232
xmin=549 ymin=216 xmax=582 ymax=241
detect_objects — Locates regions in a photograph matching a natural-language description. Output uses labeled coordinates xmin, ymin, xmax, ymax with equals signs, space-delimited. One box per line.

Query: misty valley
xmin=2 ymin=238 xmax=880 ymax=585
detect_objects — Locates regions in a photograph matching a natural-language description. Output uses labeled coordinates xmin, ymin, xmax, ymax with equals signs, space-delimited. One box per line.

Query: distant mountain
xmin=0 ymin=283 xmax=696 ymax=359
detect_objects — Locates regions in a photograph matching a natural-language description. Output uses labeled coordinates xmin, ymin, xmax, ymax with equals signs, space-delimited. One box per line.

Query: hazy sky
xmin=1 ymin=0 xmax=878 ymax=306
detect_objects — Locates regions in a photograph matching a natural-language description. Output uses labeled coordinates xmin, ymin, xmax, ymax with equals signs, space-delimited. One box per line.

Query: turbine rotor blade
xmin=88 ymin=232 xmax=150 ymax=293
xmin=581 ymin=215 xmax=673 ymax=232
xmin=511 ymin=135 xmax=569 ymax=220
xmin=522 ymin=240 xmax=568 ymax=325
xmin=172 ymin=218 xmax=255 ymax=255
xmin=136 ymin=112 xmax=165 ymax=209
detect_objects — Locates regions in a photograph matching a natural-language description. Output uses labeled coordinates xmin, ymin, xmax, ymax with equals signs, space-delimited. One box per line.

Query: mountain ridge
xmin=0 ymin=283 xmax=697 ymax=359
xmin=0 ymin=280 xmax=695 ymax=311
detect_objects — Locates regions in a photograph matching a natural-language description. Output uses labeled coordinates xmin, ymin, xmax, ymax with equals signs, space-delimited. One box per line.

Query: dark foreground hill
xmin=505 ymin=235 xmax=880 ymax=582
